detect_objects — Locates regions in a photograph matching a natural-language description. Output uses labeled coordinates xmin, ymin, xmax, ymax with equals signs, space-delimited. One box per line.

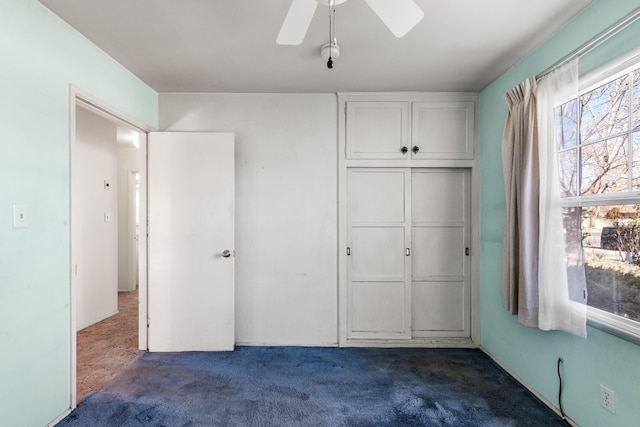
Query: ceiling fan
xmin=276 ymin=0 xmax=424 ymax=46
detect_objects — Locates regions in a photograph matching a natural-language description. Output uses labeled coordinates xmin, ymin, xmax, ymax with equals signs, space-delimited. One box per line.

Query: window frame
xmin=557 ymin=47 xmax=640 ymax=342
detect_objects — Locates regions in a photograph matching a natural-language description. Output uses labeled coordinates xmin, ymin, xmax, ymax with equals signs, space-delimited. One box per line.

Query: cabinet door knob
xmin=412 ymin=146 xmax=420 ymax=154
xmin=401 ymin=146 xmax=408 ymax=154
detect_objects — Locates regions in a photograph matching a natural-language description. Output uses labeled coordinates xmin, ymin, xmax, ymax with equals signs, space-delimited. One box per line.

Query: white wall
xmin=159 ymin=93 xmax=338 ymax=345
xmin=117 ymin=145 xmax=139 ymax=291
xmin=74 ymin=106 xmax=118 ymax=330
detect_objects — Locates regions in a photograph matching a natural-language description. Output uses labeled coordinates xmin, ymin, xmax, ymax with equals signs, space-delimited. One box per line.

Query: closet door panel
xmin=349 ymin=170 xmax=405 ymax=223
xmin=352 ymin=282 xmax=407 ymax=333
xmin=412 ymin=171 xmax=466 ymax=223
xmin=412 ymin=227 xmax=465 ymax=278
xmin=412 ymin=101 xmax=474 ymax=159
xmin=346 ymin=102 xmax=409 ymax=159
xmin=350 ymin=227 xmax=405 ymax=280
xmin=412 ymin=281 xmax=466 ymax=333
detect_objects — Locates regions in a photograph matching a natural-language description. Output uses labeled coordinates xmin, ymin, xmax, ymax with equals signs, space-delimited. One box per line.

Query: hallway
xmin=76 ymin=290 xmax=141 ymax=404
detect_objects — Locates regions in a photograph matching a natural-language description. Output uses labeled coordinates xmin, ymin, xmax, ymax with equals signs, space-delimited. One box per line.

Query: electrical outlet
xmin=600 ymin=384 xmax=615 ymax=414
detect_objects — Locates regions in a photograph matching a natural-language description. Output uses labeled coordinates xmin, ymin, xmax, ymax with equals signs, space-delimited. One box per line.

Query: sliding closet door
xmin=411 ymin=169 xmax=471 ymax=337
xmin=347 ymin=169 xmax=411 ymax=340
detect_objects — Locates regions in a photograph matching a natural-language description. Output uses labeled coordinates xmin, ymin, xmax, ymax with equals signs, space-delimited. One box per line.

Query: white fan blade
xmin=277 ymin=0 xmax=318 ymax=45
xmin=364 ymin=0 xmax=424 ymax=38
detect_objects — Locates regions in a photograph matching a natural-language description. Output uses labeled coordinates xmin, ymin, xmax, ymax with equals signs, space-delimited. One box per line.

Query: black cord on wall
xmin=557 ymin=357 xmax=566 ymax=419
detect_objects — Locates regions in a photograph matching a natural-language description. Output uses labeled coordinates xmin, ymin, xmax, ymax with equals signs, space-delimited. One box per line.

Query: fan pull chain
xmin=327 ymin=0 xmax=336 ymax=68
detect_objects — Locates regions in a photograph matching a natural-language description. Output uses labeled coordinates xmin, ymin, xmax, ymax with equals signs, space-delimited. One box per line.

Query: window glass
xmin=632 ymin=131 xmax=640 ymax=191
xmin=555 ymin=98 xmax=578 ymax=149
xmin=580 ymin=75 xmax=629 ymax=144
xmin=555 ymin=64 xmax=640 ymax=332
xmin=563 ymin=207 xmax=588 ymax=303
xmin=582 ymin=204 xmax=640 ymax=323
xmin=558 ymin=148 xmax=578 ymax=197
xmin=580 ymin=137 xmax=628 ymax=195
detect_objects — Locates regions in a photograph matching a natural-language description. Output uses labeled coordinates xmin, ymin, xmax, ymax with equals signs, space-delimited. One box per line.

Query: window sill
xmin=587 ymin=307 xmax=640 ymax=346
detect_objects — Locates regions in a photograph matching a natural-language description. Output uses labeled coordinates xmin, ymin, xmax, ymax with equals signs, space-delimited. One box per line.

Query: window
xmin=555 ymin=55 xmax=640 ymax=338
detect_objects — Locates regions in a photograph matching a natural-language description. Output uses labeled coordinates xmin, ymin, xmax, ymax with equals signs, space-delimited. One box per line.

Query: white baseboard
xmin=47 ymin=408 xmax=71 ymax=427
xmin=480 ymin=346 xmax=578 ymax=426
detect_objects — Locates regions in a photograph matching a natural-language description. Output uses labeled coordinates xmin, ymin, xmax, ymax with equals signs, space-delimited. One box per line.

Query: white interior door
xmin=147 ymin=132 xmax=235 ymax=351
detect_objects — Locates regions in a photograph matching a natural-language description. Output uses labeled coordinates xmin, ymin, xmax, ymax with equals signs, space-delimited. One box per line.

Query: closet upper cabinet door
xmin=412 ymin=101 xmax=474 ymax=159
xmin=346 ymin=102 xmax=409 ymax=159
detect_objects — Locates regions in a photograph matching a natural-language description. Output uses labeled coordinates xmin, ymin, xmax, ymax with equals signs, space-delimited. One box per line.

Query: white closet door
xmin=347 ymin=169 xmax=411 ymax=339
xmin=411 ymin=169 xmax=471 ymax=337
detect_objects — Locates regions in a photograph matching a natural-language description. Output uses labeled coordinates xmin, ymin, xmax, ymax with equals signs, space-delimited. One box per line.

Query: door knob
xmin=401 ymin=146 xmax=408 ymax=154
xmin=412 ymin=146 xmax=420 ymax=154
xmin=222 ymin=250 xmax=231 ymax=258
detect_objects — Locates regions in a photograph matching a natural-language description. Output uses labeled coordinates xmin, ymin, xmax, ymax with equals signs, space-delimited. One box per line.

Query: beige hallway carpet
xmin=76 ymin=290 xmax=142 ymax=404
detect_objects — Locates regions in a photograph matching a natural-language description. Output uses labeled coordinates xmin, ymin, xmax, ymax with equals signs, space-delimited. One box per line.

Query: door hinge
xmin=465 ymin=247 xmax=470 ymax=256
xmin=406 ymin=248 xmax=410 ymax=256
xmin=346 ymin=247 xmax=351 ymax=256
xmin=147 ymin=317 xmax=150 ymax=328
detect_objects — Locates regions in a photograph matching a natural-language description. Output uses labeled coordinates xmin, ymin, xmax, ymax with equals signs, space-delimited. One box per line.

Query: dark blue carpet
xmin=58 ymin=347 xmax=565 ymax=426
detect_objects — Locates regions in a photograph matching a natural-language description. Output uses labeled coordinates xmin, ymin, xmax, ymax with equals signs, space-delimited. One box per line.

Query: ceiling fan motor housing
xmin=321 ymin=42 xmax=340 ymax=61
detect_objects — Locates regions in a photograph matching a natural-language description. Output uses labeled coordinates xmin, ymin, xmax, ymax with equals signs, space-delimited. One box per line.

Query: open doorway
xmin=70 ymin=89 xmax=149 ymax=406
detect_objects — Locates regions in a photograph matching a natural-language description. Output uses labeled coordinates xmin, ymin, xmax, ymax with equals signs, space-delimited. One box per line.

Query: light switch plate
xmin=13 ymin=204 xmax=29 ymax=228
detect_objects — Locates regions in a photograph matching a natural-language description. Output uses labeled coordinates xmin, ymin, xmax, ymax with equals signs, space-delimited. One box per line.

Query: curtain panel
xmin=537 ymin=59 xmax=587 ymax=337
xmin=501 ymin=59 xmax=587 ymax=336
xmin=501 ymin=78 xmax=540 ymax=328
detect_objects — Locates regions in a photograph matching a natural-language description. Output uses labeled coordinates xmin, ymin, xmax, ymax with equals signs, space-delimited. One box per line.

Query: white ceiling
xmin=39 ymin=0 xmax=593 ymax=93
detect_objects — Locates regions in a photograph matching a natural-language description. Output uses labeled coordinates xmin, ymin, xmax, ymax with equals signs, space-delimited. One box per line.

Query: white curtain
xmin=537 ymin=59 xmax=587 ymax=337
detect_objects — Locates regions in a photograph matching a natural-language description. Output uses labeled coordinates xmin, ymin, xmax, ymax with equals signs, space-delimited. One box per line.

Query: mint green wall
xmin=480 ymin=1 xmax=640 ymax=426
xmin=0 ymin=1 xmax=157 ymax=426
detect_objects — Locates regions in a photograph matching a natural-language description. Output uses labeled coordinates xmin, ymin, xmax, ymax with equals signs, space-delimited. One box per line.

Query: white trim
xmin=588 ymin=306 xmax=640 ymax=341
xmin=68 ymin=85 xmax=153 ymax=412
xmin=73 ymin=87 xmax=154 ymax=133
xmin=561 ymin=193 xmax=640 ymax=207
xmin=480 ymin=347 xmax=579 ymax=427
xmin=47 ymin=409 xmax=72 ymax=427
xmin=68 ymin=91 xmax=77 ymax=410
xmin=579 ymin=44 xmax=640 ymax=91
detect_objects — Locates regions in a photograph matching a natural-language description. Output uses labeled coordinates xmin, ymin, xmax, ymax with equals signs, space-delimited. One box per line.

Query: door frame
xmin=126 ymin=170 xmax=140 ymax=292
xmin=69 ymin=86 xmax=153 ymax=408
